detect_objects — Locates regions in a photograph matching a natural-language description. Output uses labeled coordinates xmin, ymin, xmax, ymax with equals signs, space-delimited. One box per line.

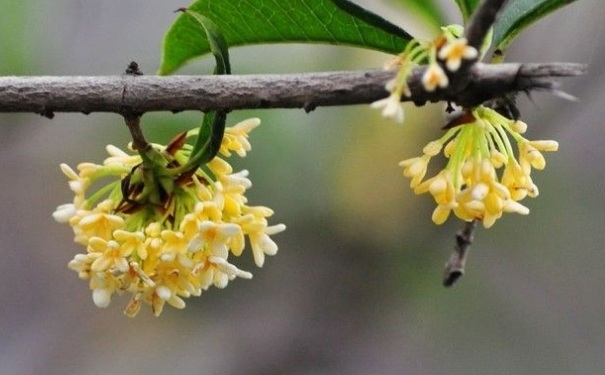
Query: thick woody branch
xmin=0 ymin=63 xmax=585 ymax=117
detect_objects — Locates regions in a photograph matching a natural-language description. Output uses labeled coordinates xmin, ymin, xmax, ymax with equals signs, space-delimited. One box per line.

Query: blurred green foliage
xmin=0 ymin=2 xmax=30 ymax=74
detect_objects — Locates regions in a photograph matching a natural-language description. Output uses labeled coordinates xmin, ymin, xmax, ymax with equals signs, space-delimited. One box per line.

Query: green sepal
xmin=135 ymin=146 xmax=175 ymax=205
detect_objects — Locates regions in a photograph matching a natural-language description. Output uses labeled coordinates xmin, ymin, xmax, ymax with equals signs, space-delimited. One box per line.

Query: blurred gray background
xmin=1 ymin=1 xmax=603 ymax=374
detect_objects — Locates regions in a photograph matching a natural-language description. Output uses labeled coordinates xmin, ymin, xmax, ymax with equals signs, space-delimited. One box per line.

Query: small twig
xmin=121 ymin=63 xmax=149 ymax=152
xmin=444 ymin=0 xmax=509 ymax=94
xmin=443 ymin=220 xmax=478 ymax=287
xmin=123 ymin=115 xmax=150 ymax=152
xmin=465 ymin=0 xmax=509 ymax=50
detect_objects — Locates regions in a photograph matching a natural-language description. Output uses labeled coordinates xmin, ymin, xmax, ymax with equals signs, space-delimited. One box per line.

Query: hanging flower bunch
xmin=372 ymin=26 xmax=558 ymax=228
xmin=53 ymin=118 xmax=285 ymax=317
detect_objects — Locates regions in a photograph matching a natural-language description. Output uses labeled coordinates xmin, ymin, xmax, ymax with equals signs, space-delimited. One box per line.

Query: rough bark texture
xmin=0 ymin=63 xmax=585 ymax=117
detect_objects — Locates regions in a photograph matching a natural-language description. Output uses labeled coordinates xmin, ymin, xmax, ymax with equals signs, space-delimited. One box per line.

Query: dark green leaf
xmin=453 ymin=0 xmax=482 ymax=23
xmin=493 ymin=0 xmax=578 ymax=51
xmin=177 ymin=8 xmax=231 ymax=74
xmin=160 ymin=0 xmax=413 ymax=75
xmin=391 ymin=0 xmax=445 ymax=28
xmin=175 ymin=9 xmax=230 ymax=168
xmin=187 ymin=111 xmax=228 ymax=168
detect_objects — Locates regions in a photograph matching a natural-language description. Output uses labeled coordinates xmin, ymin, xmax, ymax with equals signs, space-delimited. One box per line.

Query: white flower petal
xmin=265 ymin=223 xmax=286 ymax=235
xmin=52 ymin=203 xmax=76 ymax=223
xmin=92 ymin=288 xmax=112 ymax=308
xmin=156 ymin=285 xmax=172 ymax=301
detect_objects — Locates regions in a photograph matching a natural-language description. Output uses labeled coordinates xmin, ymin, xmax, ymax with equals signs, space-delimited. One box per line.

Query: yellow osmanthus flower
xmin=371 ymin=39 xmax=430 ymax=123
xmin=54 ymin=118 xmax=286 ymax=317
xmin=437 ymin=37 xmax=478 ymax=72
xmin=422 ymin=63 xmax=449 ymax=92
xmin=400 ymin=106 xmax=558 ymax=228
xmin=371 ymin=26 xmax=478 ymax=123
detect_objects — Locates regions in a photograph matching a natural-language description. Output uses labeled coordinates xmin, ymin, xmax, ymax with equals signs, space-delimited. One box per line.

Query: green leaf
xmin=187 ymin=111 xmax=228 ymax=168
xmin=391 ymin=0 xmax=445 ymax=28
xmin=453 ymin=0 xmax=482 ymax=23
xmin=175 ymin=9 xmax=230 ymax=169
xmin=176 ymin=8 xmax=231 ymax=74
xmin=160 ymin=0 xmax=413 ymax=75
xmin=493 ymin=0 xmax=578 ymax=51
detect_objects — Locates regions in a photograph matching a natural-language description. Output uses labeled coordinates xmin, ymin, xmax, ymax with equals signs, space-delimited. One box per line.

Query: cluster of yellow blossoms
xmin=400 ymin=106 xmax=558 ymax=228
xmin=371 ymin=26 xmax=558 ymax=228
xmin=53 ymin=118 xmax=285 ymax=317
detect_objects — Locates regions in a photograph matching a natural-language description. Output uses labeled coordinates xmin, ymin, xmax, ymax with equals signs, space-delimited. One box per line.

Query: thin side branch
xmin=443 ymin=0 xmax=509 ymax=94
xmin=465 ymin=0 xmax=509 ymax=49
xmin=124 ymin=116 xmax=150 ymax=152
xmin=443 ymin=220 xmax=478 ymax=287
xmin=0 ymin=63 xmax=585 ymax=116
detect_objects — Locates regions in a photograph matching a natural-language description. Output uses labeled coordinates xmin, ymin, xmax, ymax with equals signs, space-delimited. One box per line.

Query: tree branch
xmin=465 ymin=0 xmax=509 ymax=50
xmin=0 ymin=63 xmax=585 ymax=117
xmin=443 ymin=220 xmax=478 ymax=287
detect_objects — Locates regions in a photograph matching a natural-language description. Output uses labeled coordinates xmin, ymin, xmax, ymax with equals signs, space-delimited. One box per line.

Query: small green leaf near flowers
xmin=174 ymin=8 xmax=230 ymax=171
xmin=176 ymin=8 xmax=231 ymax=75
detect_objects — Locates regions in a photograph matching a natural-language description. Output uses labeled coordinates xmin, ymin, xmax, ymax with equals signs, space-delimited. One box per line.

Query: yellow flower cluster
xmin=53 ymin=118 xmax=286 ymax=317
xmin=400 ymin=106 xmax=558 ymax=228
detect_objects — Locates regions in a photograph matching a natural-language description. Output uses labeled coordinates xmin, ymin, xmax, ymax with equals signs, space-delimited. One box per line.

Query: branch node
xmin=121 ymin=61 xmax=144 ymax=116
xmin=39 ymin=109 xmax=55 ymax=119
xmin=465 ymin=0 xmax=509 ymax=49
xmin=125 ymin=61 xmax=143 ymax=76
xmin=443 ymin=220 xmax=478 ymax=287
xmin=303 ymin=102 xmax=317 ymax=113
